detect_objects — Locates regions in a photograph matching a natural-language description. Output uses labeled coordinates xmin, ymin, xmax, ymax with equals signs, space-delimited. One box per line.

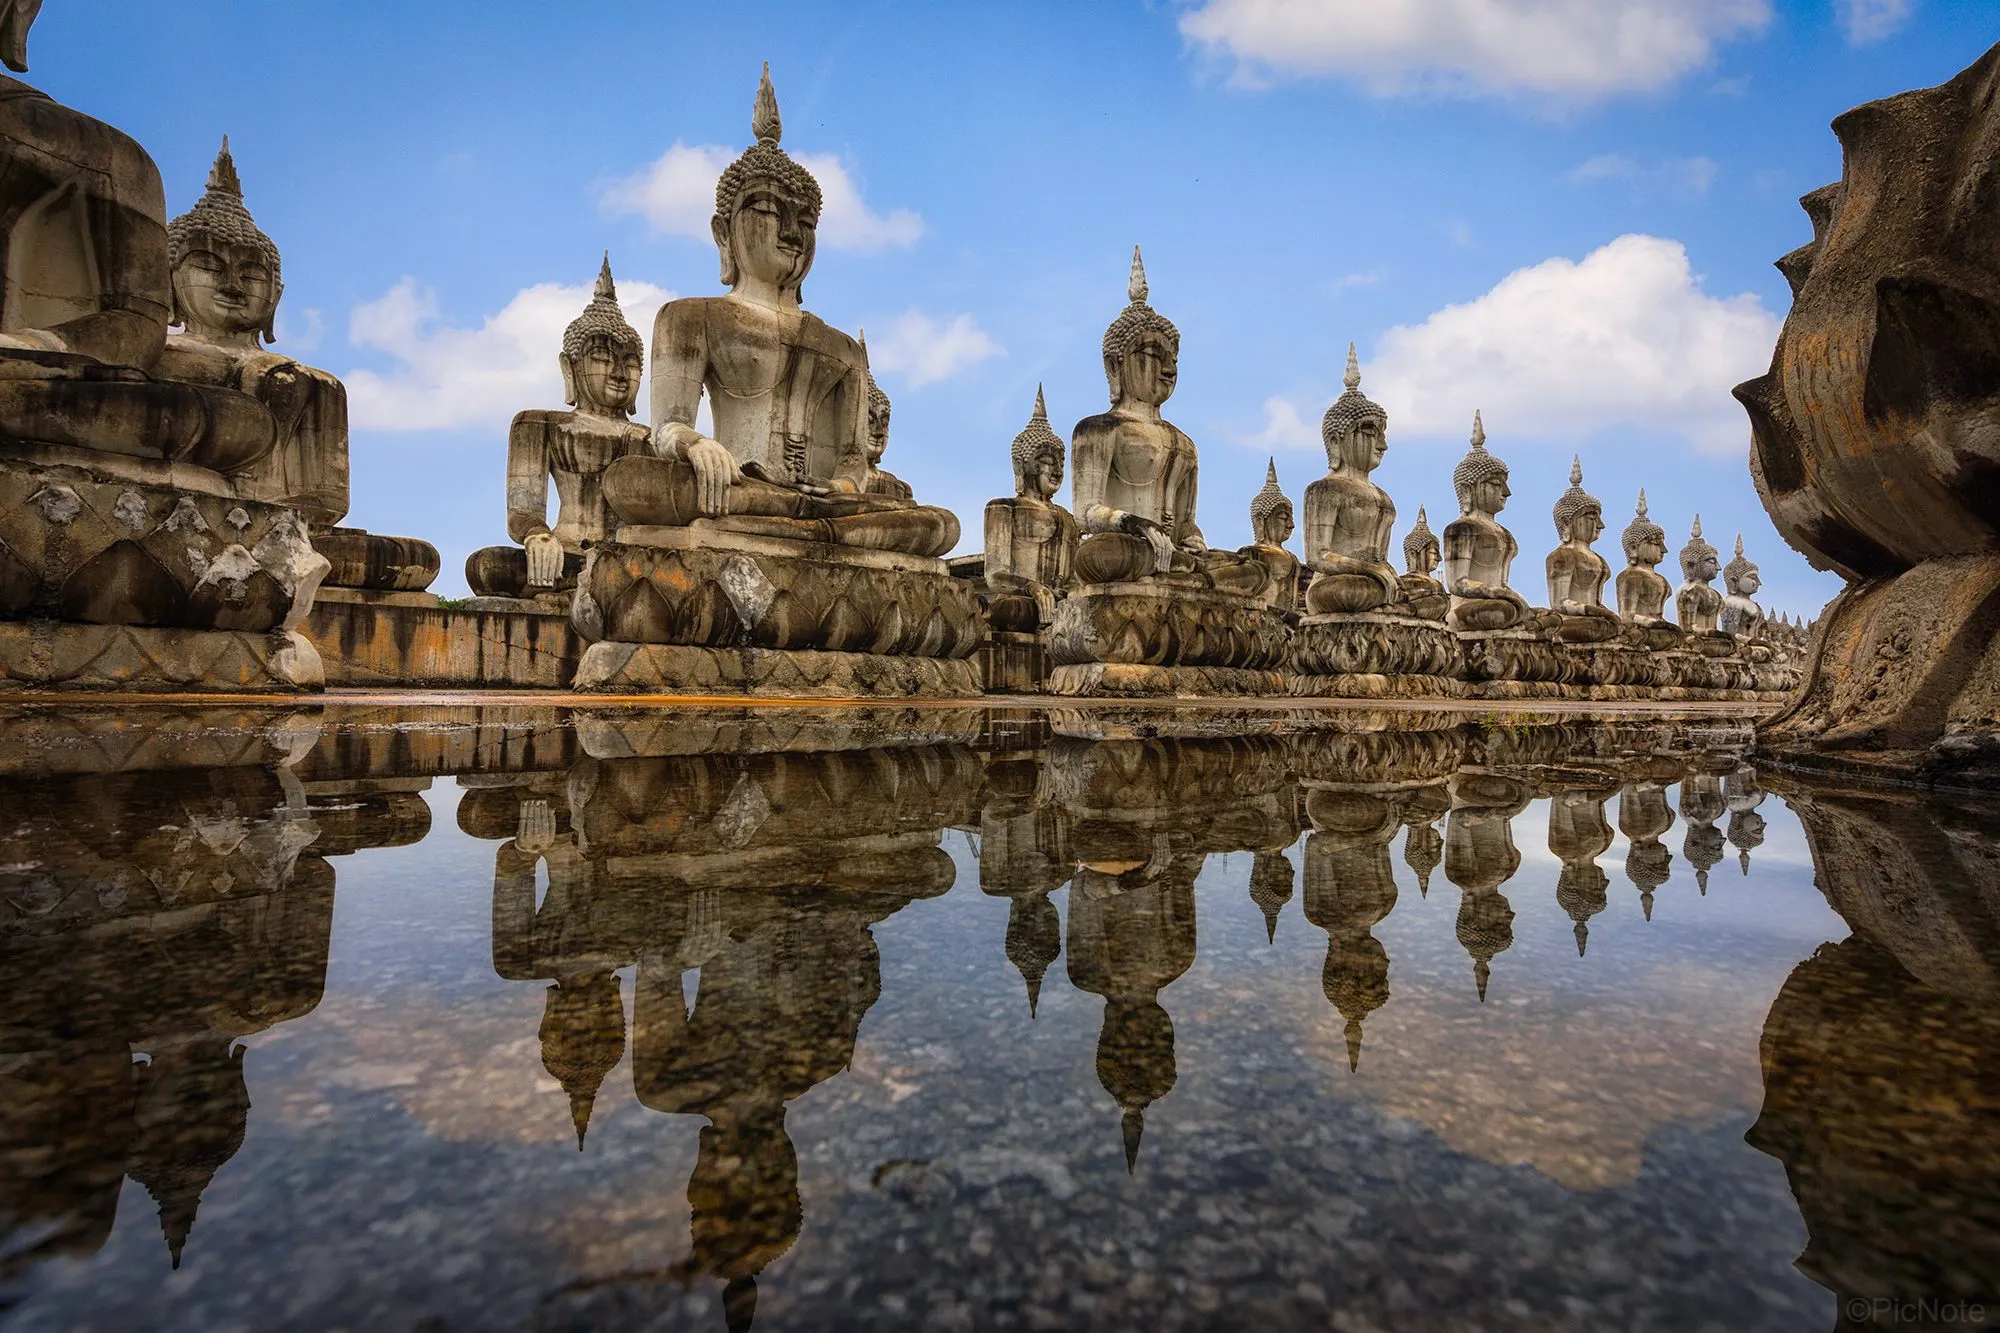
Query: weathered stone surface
xmin=571 ymin=642 xmax=980 ymax=697
xmin=581 ymin=537 xmax=984 ymax=659
xmin=0 ymin=621 xmax=321 ymax=691
xmin=1292 ymin=610 xmax=1462 ymax=680
xmin=1459 ymin=627 xmax=1568 ymax=687
xmin=982 ymin=629 xmax=1047 ymax=695
xmin=1045 ymin=663 xmax=1287 ymax=698
xmin=1047 ymin=583 xmax=1289 ymax=671
xmin=314 ymin=527 xmax=440 ymax=593
xmin=302 ymin=599 xmax=581 ymax=689
xmin=1735 ymin=45 xmax=2000 ymax=775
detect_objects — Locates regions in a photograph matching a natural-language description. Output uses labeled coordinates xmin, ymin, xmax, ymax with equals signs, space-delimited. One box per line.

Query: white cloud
xmin=600 ymin=142 xmax=924 ymax=253
xmin=864 ymin=310 xmax=1004 ymax=389
xmin=345 ymin=276 xmax=672 ymax=431
xmin=1566 ymin=152 xmax=1719 ymax=196
xmin=1331 ymin=269 xmax=1386 ymax=297
xmin=1179 ymin=0 xmax=1772 ymax=98
xmin=1834 ymin=0 xmax=1914 ymax=45
xmin=1366 ymin=234 xmax=1779 ymax=456
xmin=1235 ymin=396 xmax=1321 ymax=452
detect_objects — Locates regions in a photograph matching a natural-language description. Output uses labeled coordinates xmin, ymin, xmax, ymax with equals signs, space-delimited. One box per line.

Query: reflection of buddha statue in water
xmin=1615 ymin=490 xmax=1682 ymax=648
xmin=1304 ymin=789 xmax=1401 ymax=1070
xmin=1302 ymin=345 xmax=1399 ymax=614
xmin=1445 ymin=773 xmax=1526 ymax=999
xmin=467 ymin=256 xmax=649 ymax=601
xmin=1724 ymin=767 xmax=1766 ymax=875
xmin=1619 ymin=778 xmax=1677 ymax=919
xmin=1548 ymin=786 xmax=1615 ymax=955
xmin=597 ymin=66 xmax=956 ymax=559
xmin=1397 ymin=508 xmax=1450 ymax=622
xmin=126 ymin=1036 xmax=250 ymax=1269
xmin=1678 ymin=770 xmax=1727 ymax=892
xmin=977 ymin=754 xmax=1074 ymax=1015
xmin=1067 ymin=247 xmax=1266 ymax=597
xmin=1241 ymin=459 xmax=1304 ymax=613
xmin=1065 ymin=845 xmax=1198 ymax=1170
xmin=983 ymin=385 xmax=1079 ymax=633
xmin=1443 ymin=413 xmax=1535 ymax=632
xmin=1248 ymin=848 xmax=1295 ymax=943
xmin=1543 ymin=457 xmax=1623 ymax=644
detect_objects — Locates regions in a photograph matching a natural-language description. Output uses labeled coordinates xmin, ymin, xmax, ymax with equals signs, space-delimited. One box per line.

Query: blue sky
xmin=32 ymin=2 xmax=1997 ymax=611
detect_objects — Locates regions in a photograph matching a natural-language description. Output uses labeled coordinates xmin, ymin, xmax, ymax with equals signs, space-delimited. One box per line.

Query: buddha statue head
xmin=1010 ymin=384 xmax=1064 ymax=501
xmin=559 ymin=254 xmax=643 ymax=420
xmin=1725 ymin=534 xmax=1761 ymax=598
xmin=166 ymin=137 xmax=281 ymax=349
xmin=1404 ymin=507 xmax=1441 ymax=577
xmin=1451 ymin=411 xmax=1510 ymax=517
xmin=860 ymin=331 xmax=891 ymax=466
xmin=1622 ymin=489 xmax=1667 ymax=567
xmin=1320 ymin=343 xmax=1388 ymax=476
xmin=1679 ymin=515 xmax=1720 ymax=584
xmin=1551 ymin=456 xmax=1604 ymax=546
xmin=711 ymin=64 xmax=822 ymax=299
xmin=1 ymin=0 xmax=39 ymax=72
xmin=1101 ymin=246 xmax=1180 ymax=408
xmin=1249 ymin=458 xmax=1294 ymax=547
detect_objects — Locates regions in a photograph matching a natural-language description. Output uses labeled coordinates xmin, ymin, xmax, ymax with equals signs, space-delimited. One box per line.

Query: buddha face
xmin=1630 ymin=534 xmax=1666 ymax=568
xmin=1114 ymin=334 xmax=1177 ymax=408
xmin=1031 ymin=445 xmax=1064 ymax=501
xmin=715 ymin=187 xmax=816 ymax=294
xmin=1469 ymin=474 xmax=1510 ymax=516
xmin=1409 ymin=537 xmax=1440 ymax=575
xmin=1566 ymin=505 xmax=1604 ymax=546
xmin=564 ymin=335 xmax=642 ymax=417
xmin=173 ymin=232 xmax=277 ymax=344
xmin=866 ymin=399 xmax=890 ymax=465
xmin=1682 ymin=549 xmax=1719 ymax=583
xmin=1732 ymin=567 xmax=1761 ymax=597
xmin=1256 ymin=502 xmax=1295 ymax=547
xmin=1343 ymin=420 xmax=1388 ymax=473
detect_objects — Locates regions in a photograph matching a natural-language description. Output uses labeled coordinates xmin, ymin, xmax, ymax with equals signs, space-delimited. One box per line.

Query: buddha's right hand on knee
xmin=524 ymin=531 xmax=564 ymax=588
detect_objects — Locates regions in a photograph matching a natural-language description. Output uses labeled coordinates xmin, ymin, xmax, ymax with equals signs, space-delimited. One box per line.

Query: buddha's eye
xmin=188 ymin=251 xmax=224 ymax=274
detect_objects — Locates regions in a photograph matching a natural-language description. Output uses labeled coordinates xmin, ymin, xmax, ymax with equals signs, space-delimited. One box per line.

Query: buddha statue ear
xmin=711 ymin=214 xmax=737 ymax=287
xmin=558 ymin=351 xmax=580 ymax=409
xmin=261 ymin=274 xmax=282 ymax=345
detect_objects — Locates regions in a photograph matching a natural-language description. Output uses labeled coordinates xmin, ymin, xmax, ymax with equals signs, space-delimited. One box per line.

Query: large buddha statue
xmin=1067 ymin=247 xmax=1266 ymax=597
xmin=1674 ymin=516 xmax=1725 ymax=635
xmin=466 ymin=256 xmax=649 ymax=603
xmin=1442 ymin=412 xmax=1535 ymax=632
xmin=0 ymin=5 xmax=328 ymax=689
xmin=983 ymin=385 xmax=1078 ymax=632
xmin=1302 ymin=345 xmax=1399 ymax=614
xmin=1397 ymin=508 xmax=1449 ymax=622
xmin=1240 ymin=458 xmax=1303 ymax=613
xmin=594 ymin=67 xmax=955 ymax=559
xmin=1543 ymin=457 xmax=1623 ymax=643
xmin=1615 ymin=489 xmax=1680 ymax=647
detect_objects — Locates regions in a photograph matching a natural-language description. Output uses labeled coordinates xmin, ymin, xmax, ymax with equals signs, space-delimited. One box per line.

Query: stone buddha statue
xmin=1674 ymin=516 xmax=1725 ymax=635
xmin=1301 ymin=344 xmax=1400 ymax=614
xmin=1397 ymin=508 xmax=1449 ymax=622
xmin=858 ymin=336 xmax=911 ymax=501
xmin=1719 ymin=535 xmax=1767 ymax=643
xmin=466 ymin=255 xmax=649 ymax=601
xmin=1615 ymin=489 xmax=1681 ymax=647
xmin=595 ymin=66 xmax=955 ymax=559
xmin=1067 ymin=247 xmax=1266 ymax=597
xmin=983 ymin=384 xmax=1078 ymax=632
xmin=1240 ymin=458 xmax=1303 ymax=613
xmin=1543 ymin=457 xmax=1623 ymax=643
xmin=1442 ymin=412 xmax=1535 ymax=632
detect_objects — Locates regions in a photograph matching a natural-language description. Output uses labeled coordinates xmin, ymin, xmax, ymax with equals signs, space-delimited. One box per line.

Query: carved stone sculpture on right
xmin=1735 ymin=42 xmax=2000 ymax=777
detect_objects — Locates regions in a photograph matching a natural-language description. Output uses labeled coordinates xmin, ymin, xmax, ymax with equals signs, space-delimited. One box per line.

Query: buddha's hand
xmin=524 ymin=531 xmax=564 ymax=588
xmin=1119 ymin=514 xmax=1175 ymax=572
xmin=684 ymin=436 xmax=742 ymax=516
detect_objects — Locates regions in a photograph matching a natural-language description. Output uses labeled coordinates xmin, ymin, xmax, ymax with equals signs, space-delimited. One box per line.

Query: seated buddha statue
xmin=1067 ymin=247 xmax=1267 ymax=598
xmin=1397 ymin=508 xmax=1450 ymax=621
xmin=1442 ymin=412 xmax=1536 ymax=632
xmin=595 ymin=67 xmax=955 ymax=559
xmin=1542 ymin=456 xmax=1623 ymax=643
xmin=466 ymin=255 xmax=649 ymax=601
xmin=1719 ymin=535 xmax=1768 ymax=650
xmin=983 ymin=384 xmax=1078 ymax=632
xmin=1614 ymin=489 xmax=1682 ymax=648
xmin=858 ymin=337 xmax=911 ymax=501
xmin=1302 ymin=344 xmax=1399 ymax=614
xmin=1674 ymin=516 xmax=1735 ymax=654
xmin=0 ymin=11 xmax=274 ymax=475
xmin=1239 ymin=458 xmax=1303 ymax=613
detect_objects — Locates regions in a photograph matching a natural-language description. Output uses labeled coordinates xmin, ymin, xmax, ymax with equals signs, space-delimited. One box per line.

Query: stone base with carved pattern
xmin=1045 ymin=662 xmax=1288 ymax=698
xmin=1288 ymin=610 xmax=1465 ymax=699
xmin=0 ymin=620 xmax=322 ymax=692
xmin=572 ymin=642 xmax=979 ymax=697
xmin=1047 ymin=582 xmax=1290 ymax=674
xmin=1457 ymin=627 xmax=1570 ymax=698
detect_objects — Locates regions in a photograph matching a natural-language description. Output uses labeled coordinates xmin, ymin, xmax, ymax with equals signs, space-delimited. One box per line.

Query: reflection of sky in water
xmin=1 ymin=729 xmax=1971 ymax=1332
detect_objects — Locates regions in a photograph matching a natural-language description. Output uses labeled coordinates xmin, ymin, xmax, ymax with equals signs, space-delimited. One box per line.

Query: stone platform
xmin=573 ymin=643 xmax=980 ymax=697
xmin=1045 ymin=582 xmax=1290 ymax=701
xmin=303 ymin=596 xmax=582 ymax=689
xmin=0 ymin=621 xmax=322 ymax=691
xmin=1046 ymin=662 xmax=1287 ymax=698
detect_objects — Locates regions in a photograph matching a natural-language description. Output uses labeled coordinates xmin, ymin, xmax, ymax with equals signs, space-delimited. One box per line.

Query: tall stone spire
xmin=1128 ymin=244 xmax=1148 ymax=305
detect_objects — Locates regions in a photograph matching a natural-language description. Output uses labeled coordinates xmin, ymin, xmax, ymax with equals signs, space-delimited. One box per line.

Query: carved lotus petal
xmin=163 ymin=497 xmax=210 ymax=533
xmin=29 ymin=484 xmax=82 ymax=525
xmin=112 ymin=491 xmax=150 ymax=529
xmin=718 ymin=554 xmax=777 ymax=631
